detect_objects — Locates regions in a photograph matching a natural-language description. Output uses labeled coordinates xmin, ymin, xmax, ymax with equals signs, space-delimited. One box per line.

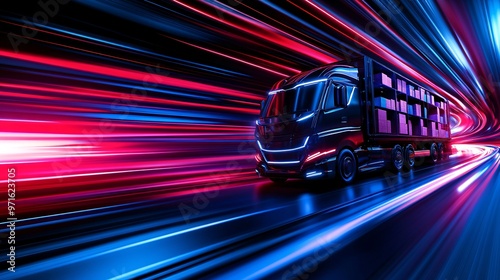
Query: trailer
xmin=255 ymin=56 xmax=451 ymax=183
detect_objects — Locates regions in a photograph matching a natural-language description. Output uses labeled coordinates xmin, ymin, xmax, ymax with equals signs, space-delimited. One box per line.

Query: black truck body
xmin=255 ymin=56 xmax=451 ymax=183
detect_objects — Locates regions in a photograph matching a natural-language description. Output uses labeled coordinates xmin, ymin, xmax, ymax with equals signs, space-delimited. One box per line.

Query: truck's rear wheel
xmin=430 ymin=143 xmax=438 ymax=163
xmin=404 ymin=144 xmax=415 ymax=170
xmin=391 ymin=144 xmax=404 ymax=172
xmin=437 ymin=143 xmax=445 ymax=160
xmin=337 ymin=149 xmax=357 ymax=183
xmin=270 ymin=177 xmax=287 ymax=184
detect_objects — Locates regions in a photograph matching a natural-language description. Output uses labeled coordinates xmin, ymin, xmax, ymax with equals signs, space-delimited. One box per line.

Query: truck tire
xmin=430 ymin=143 xmax=438 ymax=163
xmin=337 ymin=149 xmax=357 ymax=183
xmin=404 ymin=144 xmax=415 ymax=170
xmin=391 ymin=144 xmax=404 ymax=172
xmin=270 ymin=177 xmax=287 ymax=184
xmin=437 ymin=143 xmax=445 ymax=160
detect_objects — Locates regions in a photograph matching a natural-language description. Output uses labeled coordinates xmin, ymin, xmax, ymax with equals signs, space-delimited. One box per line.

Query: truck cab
xmin=255 ymin=63 xmax=364 ymax=183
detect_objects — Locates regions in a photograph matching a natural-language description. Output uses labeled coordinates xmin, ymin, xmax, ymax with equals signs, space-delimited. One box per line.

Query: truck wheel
xmin=391 ymin=144 xmax=404 ymax=172
xmin=404 ymin=144 xmax=415 ymax=170
xmin=437 ymin=143 xmax=445 ymax=160
xmin=337 ymin=149 xmax=357 ymax=183
xmin=270 ymin=177 xmax=287 ymax=184
xmin=430 ymin=143 xmax=438 ymax=163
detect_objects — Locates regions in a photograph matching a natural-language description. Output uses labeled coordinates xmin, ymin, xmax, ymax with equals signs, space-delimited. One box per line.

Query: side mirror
xmin=335 ymin=86 xmax=348 ymax=107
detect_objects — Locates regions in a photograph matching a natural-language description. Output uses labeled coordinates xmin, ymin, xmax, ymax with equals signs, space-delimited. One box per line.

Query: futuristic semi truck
xmin=255 ymin=56 xmax=451 ymax=183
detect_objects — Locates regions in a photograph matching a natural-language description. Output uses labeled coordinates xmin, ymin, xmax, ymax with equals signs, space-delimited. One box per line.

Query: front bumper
xmin=255 ymin=156 xmax=337 ymax=180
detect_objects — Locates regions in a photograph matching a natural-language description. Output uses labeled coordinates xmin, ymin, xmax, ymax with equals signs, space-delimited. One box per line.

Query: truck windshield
xmin=262 ymin=81 xmax=325 ymax=118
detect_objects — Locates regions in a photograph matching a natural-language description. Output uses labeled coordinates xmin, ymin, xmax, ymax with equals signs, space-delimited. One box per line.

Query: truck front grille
xmin=262 ymin=150 xmax=304 ymax=165
xmin=257 ymin=136 xmax=309 ymax=166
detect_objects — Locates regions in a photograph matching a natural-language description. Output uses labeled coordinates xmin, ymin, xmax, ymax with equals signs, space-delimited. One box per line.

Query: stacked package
xmin=408 ymin=104 xmax=422 ymax=117
xmin=429 ymin=109 xmax=440 ymax=122
xmin=375 ymin=109 xmax=392 ymax=133
xmin=435 ymin=101 xmax=445 ymax=109
xmin=407 ymin=85 xmax=415 ymax=97
xmin=409 ymin=119 xmax=427 ymax=136
xmin=397 ymin=79 xmax=407 ymax=93
xmin=429 ymin=121 xmax=438 ymax=137
xmin=399 ymin=100 xmax=407 ymax=113
xmin=416 ymin=88 xmax=423 ymax=100
xmin=374 ymin=96 xmax=396 ymax=110
xmin=374 ymin=73 xmax=392 ymax=87
xmin=421 ymin=91 xmax=427 ymax=102
xmin=429 ymin=94 xmax=435 ymax=104
xmin=438 ymin=123 xmax=449 ymax=138
xmin=399 ymin=113 xmax=408 ymax=134
xmin=422 ymin=124 xmax=428 ymax=136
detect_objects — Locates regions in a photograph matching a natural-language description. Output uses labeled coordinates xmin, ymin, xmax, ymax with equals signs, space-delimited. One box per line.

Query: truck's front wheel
xmin=337 ymin=149 xmax=357 ymax=184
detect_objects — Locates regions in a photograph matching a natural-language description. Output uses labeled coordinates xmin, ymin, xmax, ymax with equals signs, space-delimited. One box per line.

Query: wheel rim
xmin=406 ymin=145 xmax=415 ymax=168
xmin=430 ymin=143 xmax=438 ymax=162
xmin=341 ymin=155 xmax=354 ymax=179
xmin=438 ymin=144 xmax=444 ymax=160
xmin=393 ymin=145 xmax=404 ymax=171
